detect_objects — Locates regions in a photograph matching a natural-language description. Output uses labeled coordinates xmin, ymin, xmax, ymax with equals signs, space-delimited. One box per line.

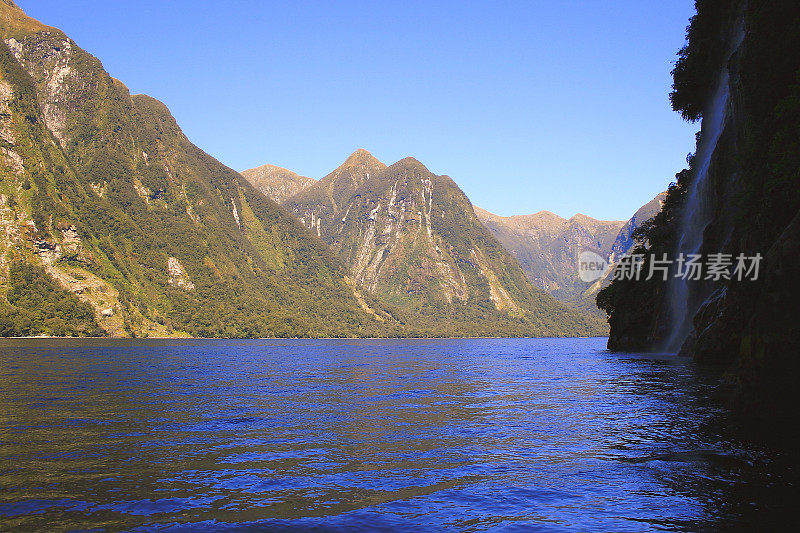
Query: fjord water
xmin=0 ymin=339 xmax=792 ymax=531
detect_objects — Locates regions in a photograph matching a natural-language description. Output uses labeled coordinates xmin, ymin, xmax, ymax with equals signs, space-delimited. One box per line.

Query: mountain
xmin=473 ymin=207 xmax=624 ymax=308
xmin=473 ymin=194 xmax=666 ymax=315
xmin=0 ymin=1 xmax=397 ymax=338
xmin=240 ymin=163 xmax=316 ymax=204
xmin=283 ymin=150 xmax=604 ymax=337
xmin=608 ymin=192 xmax=667 ymax=262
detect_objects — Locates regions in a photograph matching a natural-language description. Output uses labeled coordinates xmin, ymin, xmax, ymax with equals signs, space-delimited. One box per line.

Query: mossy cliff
xmin=0 ymin=1 xmax=400 ymax=338
xmin=598 ymin=0 xmax=800 ymax=431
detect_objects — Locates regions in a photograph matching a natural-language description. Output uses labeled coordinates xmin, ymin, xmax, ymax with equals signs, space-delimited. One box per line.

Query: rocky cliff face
xmin=474 ymin=194 xmax=665 ymax=316
xmin=0 ymin=1 xmax=394 ymax=337
xmin=608 ymin=193 xmax=667 ymax=262
xmin=473 ymin=207 xmax=623 ymax=311
xmin=284 ymin=150 xmax=604 ymax=336
xmin=240 ymin=163 xmax=316 ymax=204
xmin=599 ymin=0 xmax=800 ymax=431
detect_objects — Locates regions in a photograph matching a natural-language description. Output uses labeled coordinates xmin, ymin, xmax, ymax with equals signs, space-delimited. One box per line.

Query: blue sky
xmin=23 ymin=0 xmax=697 ymax=220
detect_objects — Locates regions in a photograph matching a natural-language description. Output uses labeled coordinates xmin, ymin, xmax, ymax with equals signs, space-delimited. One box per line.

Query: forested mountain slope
xmin=0 ymin=0 xmax=395 ymax=338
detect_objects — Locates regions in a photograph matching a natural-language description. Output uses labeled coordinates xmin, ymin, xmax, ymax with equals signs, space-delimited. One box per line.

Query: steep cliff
xmin=608 ymin=193 xmax=667 ymax=263
xmin=598 ymin=0 xmax=800 ymax=430
xmin=284 ymin=150 xmax=605 ymax=337
xmin=0 ymin=1 xmax=396 ymax=337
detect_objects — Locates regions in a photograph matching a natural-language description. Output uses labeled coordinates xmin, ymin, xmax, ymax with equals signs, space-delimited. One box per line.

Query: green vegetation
xmin=598 ymin=0 xmax=800 ymax=349
xmin=670 ymin=0 xmax=739 ymax=121
xmin=598 ymin=0 xmax=800 ymax=431
xmin=667 ymin=0 xmax=800 ymax=252
xmin=0 ymin=6 xmax=394 ymax=338
xmin=0 ymin=1 xmax=602 ymax=339
xmin=0 ymin=263 xmax=104 ymax=337
xmin=595 ymin=180 xmax=686 ymax=348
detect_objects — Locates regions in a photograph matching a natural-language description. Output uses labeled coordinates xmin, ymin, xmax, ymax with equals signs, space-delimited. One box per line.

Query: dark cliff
xmin=598 ymin=0 xmax=800 ymax=432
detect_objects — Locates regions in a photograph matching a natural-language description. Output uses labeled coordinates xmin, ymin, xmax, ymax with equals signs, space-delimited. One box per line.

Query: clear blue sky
xmin=22 ymin=0 xmax=697 ymax=221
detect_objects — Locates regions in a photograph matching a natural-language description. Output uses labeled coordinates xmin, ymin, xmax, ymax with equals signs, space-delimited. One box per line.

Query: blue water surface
xmin=0 ymin=338 xmax=793 ymax=531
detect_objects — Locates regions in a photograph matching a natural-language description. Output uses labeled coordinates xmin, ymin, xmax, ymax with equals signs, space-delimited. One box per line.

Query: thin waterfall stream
xmin=664 ymin=22 xmax=745 ymax=352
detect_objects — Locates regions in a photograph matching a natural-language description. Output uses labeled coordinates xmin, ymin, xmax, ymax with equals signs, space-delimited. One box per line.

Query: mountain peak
xmin=388 ymin=156 xmax=431 ymax=174
xmin=246 ymin=162 xmax=300 ymax=176
xmin=568 ymin=213 xmax=598 ymax=225
xmin=0 ymin=5 xmax=393 ymax=338
xmin=1 ymin=0 xmax=55 ymax=38
xmin=531 ymin=210 xmax=565 ymax=221
xmin=286 ymin=155 xmax=600 ymax=336
xmin=286 ymin=149 xmax=386 ymax=210
xmin=240 ymin=163 xmax=315 ymax=204
xmin=343 ymin=148 xmax=383 ymax=167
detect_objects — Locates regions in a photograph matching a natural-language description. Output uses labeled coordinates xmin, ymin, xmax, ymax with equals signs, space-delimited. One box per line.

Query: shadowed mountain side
xmin=609 ymin=192 xmax=668 ymax=262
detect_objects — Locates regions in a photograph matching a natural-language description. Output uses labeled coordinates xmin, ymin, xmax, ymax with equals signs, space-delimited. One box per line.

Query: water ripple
xmin=0 ymin=338 xmax=794 ymax=531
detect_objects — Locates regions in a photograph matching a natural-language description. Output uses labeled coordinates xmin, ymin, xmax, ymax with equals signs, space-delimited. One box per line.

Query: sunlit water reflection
xmin=0 ymin=338 xmax=794 ymax=531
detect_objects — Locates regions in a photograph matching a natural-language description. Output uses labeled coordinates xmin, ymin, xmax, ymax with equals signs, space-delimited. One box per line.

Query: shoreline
xmin=1 ymin=335 xmax=610 ymax=341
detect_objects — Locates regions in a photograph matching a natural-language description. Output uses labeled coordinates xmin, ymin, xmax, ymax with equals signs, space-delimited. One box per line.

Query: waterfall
xmin=664 ymin=22 xmax=745 ymax=353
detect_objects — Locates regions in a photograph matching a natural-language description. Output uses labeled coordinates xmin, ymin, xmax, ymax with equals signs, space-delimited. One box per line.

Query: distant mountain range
xmin=275 ymin=150 xmax=603 ymax=336
xmin=0 ymin=0 xmax=658 ymax=338
xmin=473 ymin=208 xmax=623 ymax=312
xmin=473 ymin=193 xmax=666 ymax=314
xmin=242 ymin=154 xmax=665 ymax=319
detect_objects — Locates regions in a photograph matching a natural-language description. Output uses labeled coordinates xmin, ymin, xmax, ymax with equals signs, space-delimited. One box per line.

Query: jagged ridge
xmin=284 ymin=150 xmax=605 ymax=337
